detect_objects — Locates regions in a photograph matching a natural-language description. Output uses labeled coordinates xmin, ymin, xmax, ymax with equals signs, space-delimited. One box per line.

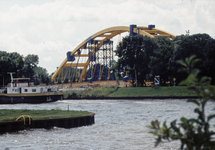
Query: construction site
xmin=51 ymin=25 xmax=175 ymax=89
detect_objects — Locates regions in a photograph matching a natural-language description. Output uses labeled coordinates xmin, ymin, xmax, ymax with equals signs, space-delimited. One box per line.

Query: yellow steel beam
xmin=80 ymin=59 xmax=90 ymax=81
xmin=75 ymin=54 xmax=88 ymax=57
xmin=143 ymin=30 xmax=159 ymax=33
xmin=134 ymin=29 xmax=154 ymax=38
xmin=154 ymin=28 xmax=176 ymax=38
xmin=51 ymin=58 xmax=67 ymax=81
xmin=51 ymin=25 xmax=176 ymax=81
xmin=63 ymin=63 xmax=88 ymax=67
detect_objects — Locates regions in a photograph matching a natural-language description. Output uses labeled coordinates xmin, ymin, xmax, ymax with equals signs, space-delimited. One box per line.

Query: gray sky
xmin=0 ymin=0 xmax=214 ymax=74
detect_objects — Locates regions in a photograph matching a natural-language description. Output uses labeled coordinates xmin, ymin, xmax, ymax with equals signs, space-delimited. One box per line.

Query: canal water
xmin=0 ymin=99 xmax=214 ymax=150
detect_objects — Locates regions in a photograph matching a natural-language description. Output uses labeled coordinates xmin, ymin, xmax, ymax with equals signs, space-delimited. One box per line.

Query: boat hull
xmin=0 ymin=92 xmax=63 ymax=104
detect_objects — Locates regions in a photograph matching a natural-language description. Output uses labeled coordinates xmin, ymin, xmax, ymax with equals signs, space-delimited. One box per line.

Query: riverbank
xmin=63 ymin=86 xmax=200 ymax=99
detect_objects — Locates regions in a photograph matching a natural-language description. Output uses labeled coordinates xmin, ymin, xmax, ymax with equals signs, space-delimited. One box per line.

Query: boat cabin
xmin=12 ymin=78 xmax=31 ymax=87
xmin=5 ymin=78 xmax=58 ymax=94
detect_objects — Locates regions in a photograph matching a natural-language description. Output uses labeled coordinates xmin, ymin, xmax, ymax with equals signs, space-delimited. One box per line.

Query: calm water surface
xmin=0 ymin=99 xmax=214 ymax=150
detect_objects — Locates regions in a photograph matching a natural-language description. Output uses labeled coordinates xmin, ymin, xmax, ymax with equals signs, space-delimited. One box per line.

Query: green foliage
xmin=64 ymin=91 xmax=79 ymax=99
xmin=63 ymin=86 xmax=199 ymax=98
xmin=173 ymin=34 xmax=215 ymax=84
xmin=64 ymin=87 xmax=117 ymax=99
xmin=115 ymin=35 xmax=158 ymax=86
xmin=108 ymin=86 xmax=197 ymax=97
xmin=0 ymin=51 xmax=24 ymax=85
xmin=115 ymin=33 xmax=215 ymax=86
xmin=23 ymin=54 xmax=39 ymax=78
xmin=148 ymin=55 xmax=215 ymax=149
xmin=176 ymin=55 xmax=201 ymax=75
xmin=33 ymin=66 xmax=50 ymax=85
xmin=177 ymin=55 xmax=201 ymax=86
xmin=0 ymin=51 xmax=49 ymax=86
xmin=150 ymin=36 xmax=175 ymax=85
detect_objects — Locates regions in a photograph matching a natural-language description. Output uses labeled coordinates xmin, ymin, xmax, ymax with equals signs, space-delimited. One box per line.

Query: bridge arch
xmin=51 ymin=25 xmax=175 ymax=84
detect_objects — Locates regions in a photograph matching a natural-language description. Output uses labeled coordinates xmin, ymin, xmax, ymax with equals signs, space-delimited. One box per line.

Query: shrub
xmin=148 ymin=55 xmax=215 ymax=149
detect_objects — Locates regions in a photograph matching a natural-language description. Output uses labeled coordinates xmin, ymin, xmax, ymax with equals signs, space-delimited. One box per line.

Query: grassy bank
xmin=64 ymin=86 xmax=198 ymax=99
xmin=63 ymin=87 xmax=117 ymax=99
xmin=108 ymin=86 xmax=196 ymax=97
xmin=0 ymin=109 xmax=90 ymax=122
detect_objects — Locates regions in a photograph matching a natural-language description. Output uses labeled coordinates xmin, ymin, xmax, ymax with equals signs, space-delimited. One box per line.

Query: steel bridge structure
xmin=51 ymin=25 xmax=176 ymax=85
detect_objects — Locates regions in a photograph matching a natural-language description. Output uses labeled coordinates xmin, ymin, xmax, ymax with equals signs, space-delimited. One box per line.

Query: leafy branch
xmin=148 ymin=55 xmax=215 ymax=150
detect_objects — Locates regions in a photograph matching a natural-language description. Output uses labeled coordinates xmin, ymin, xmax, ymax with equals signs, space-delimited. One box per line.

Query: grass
xmin=64 ymin=86 xmax=117 ymax=99
xmin=63 ymin=86 xmax=198 ymax=99
xmin=108 ymin=86 xmax=197 ymax=97
xmin=0 ymin=109 xmax=91 ymax=122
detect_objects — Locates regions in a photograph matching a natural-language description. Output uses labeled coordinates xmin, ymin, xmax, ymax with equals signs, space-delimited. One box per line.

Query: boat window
xmin=25 ymin=89 xmax=28 ymax=92
xmin=32 ymin=89 xmax=36 ymax=92
xmin=48 ymin=88 xmax=51 ymax=92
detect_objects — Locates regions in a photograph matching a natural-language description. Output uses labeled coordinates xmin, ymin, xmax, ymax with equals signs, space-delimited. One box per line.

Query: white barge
xmin=0 ymin=74 xmax=63 ymax=104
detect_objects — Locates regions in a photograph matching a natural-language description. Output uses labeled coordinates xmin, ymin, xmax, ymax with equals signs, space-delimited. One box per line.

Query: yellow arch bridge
xmin=51 ymin=25 xmax=175 ymax=85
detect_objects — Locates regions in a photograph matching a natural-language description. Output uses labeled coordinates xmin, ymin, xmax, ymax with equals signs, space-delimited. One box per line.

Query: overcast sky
xmin=0 ymin=0 xmax=214 ymax=74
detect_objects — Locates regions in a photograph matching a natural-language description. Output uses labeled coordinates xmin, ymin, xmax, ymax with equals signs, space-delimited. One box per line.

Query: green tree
xmin=173 ymin=34 xmax=215 ymax=84
xmin=170 ymin=35 xmax=189 ymax=85
xmin=0 ymin=51 xmax=18 ymax=85
xmin=23 ymin=54 xmax=39 ymax=78
xmin=0 ymin=51 xmax=48 ymax=86
xmin=8 ymin=52 xmax=24 ymax=77
xmin=33 ymin=66 xmax=50 ymax=85
xmin=202 ymin=37 xmax=215 ymax=84
xmin=150 ymin=36 xmax=174 ymax=85
xmin=115 ymin=35 xmax=158 ymax=86
xmin=148 ymin=55 xmax=215 ymax=149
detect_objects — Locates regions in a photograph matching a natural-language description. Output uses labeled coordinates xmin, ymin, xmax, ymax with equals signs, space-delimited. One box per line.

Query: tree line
xmin=1 ymin=33 xmax=214 ymax=87
xmin=114 ymin=33 xmax=215 ymax=86
xmin=0 ymin=51 xmax=50 ymax=87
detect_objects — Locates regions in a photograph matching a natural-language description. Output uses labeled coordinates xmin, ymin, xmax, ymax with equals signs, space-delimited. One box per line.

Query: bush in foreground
xmin=148 ymin=55 xmax=215 ymax=149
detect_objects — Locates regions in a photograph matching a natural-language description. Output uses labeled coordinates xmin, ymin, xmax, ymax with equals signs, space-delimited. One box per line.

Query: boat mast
xmin=7 ymin=72 xmax=15 ymax=88
xmin=10 ymin=73 xmax=13 ymax=87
